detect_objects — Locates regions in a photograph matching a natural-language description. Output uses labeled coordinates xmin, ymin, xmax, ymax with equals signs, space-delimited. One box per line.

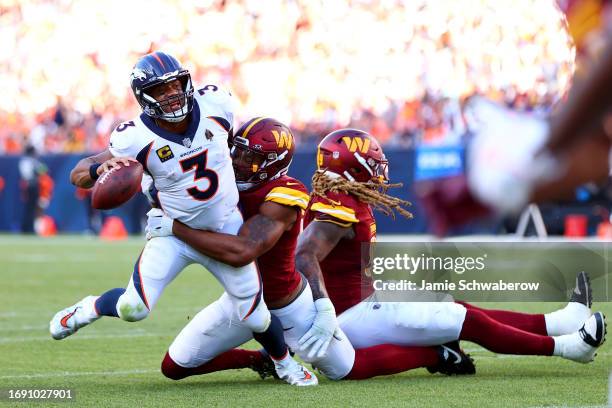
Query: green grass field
xmin=1 ymin=235 xmax=610 ymax=407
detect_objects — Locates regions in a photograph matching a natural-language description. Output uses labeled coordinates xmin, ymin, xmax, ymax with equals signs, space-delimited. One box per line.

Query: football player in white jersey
xmin=49 ymin=52 xmax=317 ymax=386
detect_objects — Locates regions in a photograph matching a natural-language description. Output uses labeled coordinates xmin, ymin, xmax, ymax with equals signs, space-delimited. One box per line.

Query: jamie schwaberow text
xmin=373 ymin=279 xmax=541 ymax=292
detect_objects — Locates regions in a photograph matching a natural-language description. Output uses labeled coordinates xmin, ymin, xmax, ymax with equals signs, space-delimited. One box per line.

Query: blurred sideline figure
xmin=419 ymin=40 xmax=612 ymax=235
xmin=18 ymin=145 xmax=46 ymax=233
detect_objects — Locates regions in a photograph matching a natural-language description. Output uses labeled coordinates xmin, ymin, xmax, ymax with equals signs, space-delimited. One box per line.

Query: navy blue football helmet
xmin=130 ymin=52 xmax=194 ymax=123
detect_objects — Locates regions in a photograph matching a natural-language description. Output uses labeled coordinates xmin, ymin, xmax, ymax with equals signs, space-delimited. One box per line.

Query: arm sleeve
xmin=264 ymin=186 xmax=310 ymax=210
xmin=310 ymin=195 xmax=359 ymax=226
xmin=108 ymin=128 xmax=137 ymax=158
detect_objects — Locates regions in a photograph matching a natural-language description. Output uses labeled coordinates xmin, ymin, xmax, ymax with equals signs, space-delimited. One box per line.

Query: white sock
xmin=545 ymin=302 xmax=591 ymax=336
xmin=80 ymin=296 xmax=101 ymax=323
xmin=552 ymin=335 xmax=568 ymax=357
xmin=272 ymin=351 xmax=292 ymax=366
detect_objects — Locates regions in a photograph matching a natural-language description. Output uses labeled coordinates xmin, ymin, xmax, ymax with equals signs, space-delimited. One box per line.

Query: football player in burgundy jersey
xmin=148 ymin=118 xmax=476 ymax=382
xmin=295 ymin=129 xmax=606 ymax=366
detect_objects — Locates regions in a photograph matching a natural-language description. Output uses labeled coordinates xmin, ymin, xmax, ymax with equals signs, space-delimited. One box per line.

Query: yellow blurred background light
xmin=0 ymin=0 xmax=575 ymax=152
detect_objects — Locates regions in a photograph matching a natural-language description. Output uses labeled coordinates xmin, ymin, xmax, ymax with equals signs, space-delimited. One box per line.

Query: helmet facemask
xmin=139 ymin=72 xmax=194 ymax=123
xmin=346 ymin=151 xmax=389 ymax=185
xmin=230 ymin=136 xmax=291 ymax=191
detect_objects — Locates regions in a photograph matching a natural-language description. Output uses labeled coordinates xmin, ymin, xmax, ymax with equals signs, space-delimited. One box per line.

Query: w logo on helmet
xmin=272 ymin=130 xmax=293 ymax=149
xmin=342 ymin=137 xmax=370 ymax=153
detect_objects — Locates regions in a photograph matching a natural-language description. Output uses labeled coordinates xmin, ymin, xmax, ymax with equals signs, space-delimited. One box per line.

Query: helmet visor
xmin=230 ymin=140 xmax=266 ymax=182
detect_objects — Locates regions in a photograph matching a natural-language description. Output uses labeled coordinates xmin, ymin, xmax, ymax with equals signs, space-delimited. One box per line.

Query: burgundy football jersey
xmin=304 ymin=191 xmax=376 ymax=314
xmin=239 ymin=176 xmax=309 ymax=304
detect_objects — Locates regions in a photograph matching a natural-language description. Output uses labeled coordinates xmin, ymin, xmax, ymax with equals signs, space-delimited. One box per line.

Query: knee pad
xmin=242 ymin=301 xmax=271 ymax=333
xmin=116 ymin=292 xmax=149 ymax=322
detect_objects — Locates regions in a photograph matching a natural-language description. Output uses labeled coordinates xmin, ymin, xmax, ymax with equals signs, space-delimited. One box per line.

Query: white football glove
xmin=466 ymin=97 xmax=561 ymax=214
xmin=145 ymin=208 xmax=174 ymax=240
xmin=298 ymin=298 xmax=339 ymax=360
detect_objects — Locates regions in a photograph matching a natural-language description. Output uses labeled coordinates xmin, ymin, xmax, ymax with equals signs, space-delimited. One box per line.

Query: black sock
xmin=94 ymin=288 xmax=125 ymax=317
xmin=252 ymin=314 xmax=288 ymax=360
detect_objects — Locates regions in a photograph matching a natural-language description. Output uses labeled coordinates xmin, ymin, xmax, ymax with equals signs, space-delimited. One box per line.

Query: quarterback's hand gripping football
xmin=98 ymin=157 xmax=139 ymax=175
xmin=145 ymin=208 xmax=174 ymax=240
xmin=298 ymin=298 xmax=339 ymax=359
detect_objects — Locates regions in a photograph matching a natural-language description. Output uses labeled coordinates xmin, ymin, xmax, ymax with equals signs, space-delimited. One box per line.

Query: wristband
xmin=89 ymin=163 xmax=102 ymax=181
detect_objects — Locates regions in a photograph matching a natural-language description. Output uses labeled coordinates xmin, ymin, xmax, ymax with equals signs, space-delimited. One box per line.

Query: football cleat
xmin=427 ymin=341 xmax=476 ymax=376
xmin=273 ymin=355 xmax=318 ymax=386
xmin=556 ymin=312 xmax=606 ymax=363
xmin=543 ymin=271 xmax=592 ymax=336
xmin=570 ymin=271 xmax=592 ymax=308
xmin=249 ymin=350 xmax=279 ymax=380
xmin=49 ymin=296 xmax=100 ymax=340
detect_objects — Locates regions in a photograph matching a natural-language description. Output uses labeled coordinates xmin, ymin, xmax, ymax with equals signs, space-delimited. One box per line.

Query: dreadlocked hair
xmin=311 ymin=171 xmax=413 ymax=219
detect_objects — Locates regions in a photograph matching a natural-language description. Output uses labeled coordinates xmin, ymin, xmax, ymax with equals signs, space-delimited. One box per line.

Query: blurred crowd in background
xmin=0 ymin=0 xmax=591 ymax=155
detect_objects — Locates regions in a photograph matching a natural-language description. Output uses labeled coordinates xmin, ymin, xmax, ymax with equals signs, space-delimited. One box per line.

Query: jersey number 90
xmin=179 ymin=150 xmax=219 ymax=201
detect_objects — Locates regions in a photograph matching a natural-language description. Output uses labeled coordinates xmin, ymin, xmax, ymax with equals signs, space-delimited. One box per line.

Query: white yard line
xmin=0 ymin=331 xmax=167 ymax=344
xmin=6 ymin=254 xmax=136 ymax=263
xmin=0 ymin=306 xmax=201 ymax=320
xmin=0 ymin=369 xmax=158 ymax=380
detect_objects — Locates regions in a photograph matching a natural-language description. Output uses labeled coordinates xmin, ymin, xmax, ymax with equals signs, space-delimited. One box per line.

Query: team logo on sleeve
xmin=156 ymin=145 xmax=174 ymax=162
xmin=205 ymin=129 xmax=214 ymax=141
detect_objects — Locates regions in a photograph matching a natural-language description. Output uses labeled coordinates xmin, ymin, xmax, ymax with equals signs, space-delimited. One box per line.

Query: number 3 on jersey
xmin=180 ymin=150 xmax=219 ymax=201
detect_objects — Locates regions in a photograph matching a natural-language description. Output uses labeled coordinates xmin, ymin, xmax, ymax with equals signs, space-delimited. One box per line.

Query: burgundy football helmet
xmin=229 ymin=117 xmax=295 ymax=191
xmin=317 ymin=128 xmax=388 ymax=183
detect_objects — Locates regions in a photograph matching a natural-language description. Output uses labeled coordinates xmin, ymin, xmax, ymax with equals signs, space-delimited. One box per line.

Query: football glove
xmin=298 ymin=298 xmax=339 ymax=360
xmin=145 ymin=208 xmax=174 ymax=240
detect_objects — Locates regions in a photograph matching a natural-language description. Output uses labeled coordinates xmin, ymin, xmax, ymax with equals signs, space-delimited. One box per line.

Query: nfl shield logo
xmin=182 ymin=138 xmax=192 ymax=148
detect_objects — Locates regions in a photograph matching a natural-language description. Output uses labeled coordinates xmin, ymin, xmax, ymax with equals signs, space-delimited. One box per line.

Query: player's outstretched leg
xmin=457 ymin=271 xmax=592 ymax=336
xmin=49 ymin=288 xmax=133 ymax=340
xmin=50 ymin=237 xmax=187 ymax=340
xmin=460 ymin=307 xmax=606 ymax=363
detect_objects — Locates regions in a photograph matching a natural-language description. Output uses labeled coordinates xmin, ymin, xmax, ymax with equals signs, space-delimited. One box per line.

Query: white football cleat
xmin=273 ymin=355 xmax=318 ymax=386
xmin=49 ymin=296 xmax=100 ymax=340
xmin=555 ymin=312 xmax=606 ymax=363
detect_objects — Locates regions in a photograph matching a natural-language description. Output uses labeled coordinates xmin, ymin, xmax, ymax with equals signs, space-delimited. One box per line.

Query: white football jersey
xmin=108 ymin=85 xmax=239 ymax=231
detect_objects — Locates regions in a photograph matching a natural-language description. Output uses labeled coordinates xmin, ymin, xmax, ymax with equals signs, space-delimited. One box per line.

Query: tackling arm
xmin=295 ymin=220 xmax=354 ymax=300
xmin=171 ymin=201 xmax=297 ymax=267
xmin=294 ymin=219 xmax=354 ymax=359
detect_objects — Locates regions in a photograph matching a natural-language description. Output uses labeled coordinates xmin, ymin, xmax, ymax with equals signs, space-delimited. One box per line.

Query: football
xmin=91 ymin=162 xmax=144 ymax=210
